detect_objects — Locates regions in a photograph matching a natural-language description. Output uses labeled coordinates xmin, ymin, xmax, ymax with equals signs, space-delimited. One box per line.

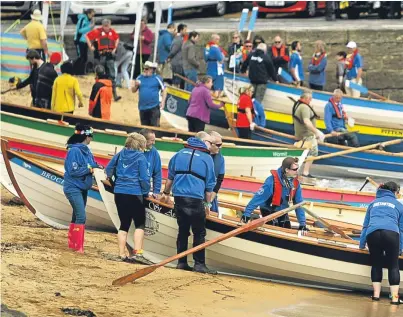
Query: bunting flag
xmin=1 ymin=33 xmax=62 ymax=81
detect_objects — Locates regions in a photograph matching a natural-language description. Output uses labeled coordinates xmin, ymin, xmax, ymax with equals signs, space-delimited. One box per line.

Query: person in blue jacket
xmin=240 ymin=157 xmax=307 ymax=231
xmin=64 ymin=124 xmax=100 ymax=253
xmin=161 ymin=131 xmax=217 ymax=274
xmin=139 ymin=128 xmax=162 ymax=199
xmin=106 ymin=133 xmax=151 ymax=264
xmin=359 ymin=182 xmax=403 ymax=304
xmin=157 ymin=23 xmax=175 ymax=65
xmin=106 ymin=132 xmax=151 ymax=264
xmin=74 ymin=9 xmax=95 ymax=75
xmin=308 ymin=40 xmax=327 ymax=91
xmin=289 ymin=41 xmax=304 ymax=87
xmin=205 ymin=34 xmax=225 ymax=98
xmin=209 ymin=131 xmax=225 ymax=213
xmin=324 ymin=89 xmax=360 ymax=147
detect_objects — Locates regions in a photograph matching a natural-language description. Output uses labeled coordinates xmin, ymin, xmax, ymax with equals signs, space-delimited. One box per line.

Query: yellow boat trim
xmin=166 ymin=87 xmax=403 ymax=139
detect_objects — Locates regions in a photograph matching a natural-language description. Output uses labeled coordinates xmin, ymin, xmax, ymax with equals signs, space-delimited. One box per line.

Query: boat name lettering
xmin=380 ymin=129 xmax=402 ymax=137
xmin=148 ymin=202 xmax=162 ymax=213
xmin=40 ymin=171 xmax=64 ymax=185
xmin=273 ymin=152 xmax=288 ymax=157
xmin=373 ymin=202 xmax=395 ymax=208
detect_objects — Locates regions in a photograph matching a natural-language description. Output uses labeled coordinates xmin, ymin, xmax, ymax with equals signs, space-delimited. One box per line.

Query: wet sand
xmin=1 ymin=187 xmax=402 ymax=317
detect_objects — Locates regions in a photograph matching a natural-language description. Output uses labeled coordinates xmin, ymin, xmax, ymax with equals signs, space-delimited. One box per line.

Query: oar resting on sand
xmin=112 ymin=201 xmax=308 ymax=286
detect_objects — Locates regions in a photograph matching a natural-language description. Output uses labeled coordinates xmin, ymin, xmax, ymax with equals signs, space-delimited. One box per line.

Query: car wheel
xmin=306 ymin=1 xmax=317 ymax=17
xmin=70 ymin=15 xmax=78 ymax=24
xmin=216 ymin=1 xmax=227 ymax=16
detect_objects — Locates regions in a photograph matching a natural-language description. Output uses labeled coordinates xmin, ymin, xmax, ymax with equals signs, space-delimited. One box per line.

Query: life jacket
xmin=95 ymin=27 xmax=117 ymax=51
xmin=329 ymin=97 xmax=347 ymax=120
xmin=89 ymin=78 xmax=112 ymax=120
xmin=175 ymin=145 xmax=210 ymax=181
xmin=345 ymin=49 xmax=358 ymax=70
xmin=292 ymin=99 xmax=319 ymax=124
xmin=270 ymin=169 xmax=299 ymax=206
xmin=272 ymin=45 xmax=290 ymax=62
xmin=311 ymin=52 xmax=326 ymax=66
xmin=242 ymin=47 xmax=251 ymax=61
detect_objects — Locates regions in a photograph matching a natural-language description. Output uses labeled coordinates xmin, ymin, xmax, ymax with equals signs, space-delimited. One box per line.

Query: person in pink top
xmin=186 ymin=76 xmax=224 ymax=132
xmin=131 ymin=18 xmax=154 ymax=79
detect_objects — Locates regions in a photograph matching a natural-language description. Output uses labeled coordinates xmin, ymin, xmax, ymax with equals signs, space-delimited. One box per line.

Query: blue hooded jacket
xmin=359 ymin=189 xmax=403 ymax=251
xmin=243 ymin=167 xmax=306 ymax=225
xmin=64 ymin=143 xmax=97 ymax=193
xmin=106 ymin=148 xmax=150 ymax=195
xmin=168 ymin=137 xmax=216 ymax=200
xmin=157 ymin=29 xmax=174 ymax=64
xmin=143 ymin=146 xmax=162 ymax=194
xmin=75 ymin=14 xmax=94 ymax=43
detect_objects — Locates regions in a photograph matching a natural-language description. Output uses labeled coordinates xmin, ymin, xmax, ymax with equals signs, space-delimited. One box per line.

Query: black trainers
xmin=176 ymin=263 xmax=193 ymax=272
xmin=193 ymin=263 xmax=217 ymax=275
xmin=114 ymin=96 xmax=122 ymax=102
xmin=128 ymin=254 xmax=153 ymax=265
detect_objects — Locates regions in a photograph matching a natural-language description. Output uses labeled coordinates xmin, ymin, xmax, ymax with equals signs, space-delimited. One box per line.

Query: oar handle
xmin=305 ymin=139 xmax=402 ymax=162
xmin=366 ymin=177 xmax=379 ymax=188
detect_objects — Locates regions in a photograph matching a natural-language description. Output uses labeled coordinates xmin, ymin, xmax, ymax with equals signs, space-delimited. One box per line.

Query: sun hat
xmin=31 ymin=9 xmax=42 ymax=21
xmin=346 ymin=41 xmax=357 ymax=49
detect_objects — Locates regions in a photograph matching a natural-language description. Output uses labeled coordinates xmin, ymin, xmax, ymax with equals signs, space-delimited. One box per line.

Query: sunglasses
xmin=144 ymin=67 xmax=151 ymax=70
xmin=289 ymin=167 xmax=299 ymax=171
xmin=274 ymin=41 xmax=281 ymax=44
xmin=214 ymin=143 xmax=222 ymax=148
xmin=233 ymin=36 xmax=239 ymax=38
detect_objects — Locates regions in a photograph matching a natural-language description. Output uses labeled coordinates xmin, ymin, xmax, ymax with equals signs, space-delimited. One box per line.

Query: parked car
xmin=339 ymin=1 xmax=402 ymax=19
xmin=252 ymin=1 xmax=326 ymax=18
xmin=0 ymin=1 xmax=60 ymax=15
xmin=69 ymin=1 xmax=241 ymax=24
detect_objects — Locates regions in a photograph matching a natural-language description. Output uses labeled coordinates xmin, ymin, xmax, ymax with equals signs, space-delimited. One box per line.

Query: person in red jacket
xmin=89 ymin=65 xmax=112 ymax=120
xmin=131 ymin=18 xmax=154 ymax=79
xmin=236 ymin=85 xmax=256 ymax=139
xmin=86 ymin=19 xmax=121 ymax=102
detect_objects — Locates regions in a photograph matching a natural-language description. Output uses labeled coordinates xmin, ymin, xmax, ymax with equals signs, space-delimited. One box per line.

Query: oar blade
xmin=112 ymin=265 xmax=158 ymax=286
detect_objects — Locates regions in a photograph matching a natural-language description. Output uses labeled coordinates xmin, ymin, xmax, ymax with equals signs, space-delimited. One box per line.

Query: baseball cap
xmin=346 ymin=41 xmax=357 ymax=49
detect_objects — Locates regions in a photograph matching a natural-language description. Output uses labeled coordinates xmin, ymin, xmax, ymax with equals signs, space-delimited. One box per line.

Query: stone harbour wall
xmin=63 ymin=28 xmax=403 ymax=102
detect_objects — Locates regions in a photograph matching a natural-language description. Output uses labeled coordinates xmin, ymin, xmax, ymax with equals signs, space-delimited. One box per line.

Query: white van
xmin=69 ymin=1 xmax=240 ymax=23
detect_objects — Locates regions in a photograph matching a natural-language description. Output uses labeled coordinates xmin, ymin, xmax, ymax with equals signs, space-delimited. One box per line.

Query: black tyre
xmin=347 ymin=7 xmax=360 ymax=19
xmin=215 ymin=1 xmax=227 ymax=16
xmin=297 ymin=1 xmax=316 ymax=17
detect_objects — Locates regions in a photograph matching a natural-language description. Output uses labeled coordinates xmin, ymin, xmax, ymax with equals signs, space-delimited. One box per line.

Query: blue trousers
xmin=64 ymin=190 xmax=88 ymax=224
xmin=184 ymin=69 xmax=198 ymax=92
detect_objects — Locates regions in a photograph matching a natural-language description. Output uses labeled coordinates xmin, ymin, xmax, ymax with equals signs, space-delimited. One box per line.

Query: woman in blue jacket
xmin=74 ymin=9 xmax=95 ymax=75
xmin=308 ymin=40 xmax=327 ymax=91
xmin=106 ymin=132 xmax=152 ymax=265
xmin=64 ymin=124 xmax=99 ymax=253
xmin=360 ymin=182 xmax=403 ymax=304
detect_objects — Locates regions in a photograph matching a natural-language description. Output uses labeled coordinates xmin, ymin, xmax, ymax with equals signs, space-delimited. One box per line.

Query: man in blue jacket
xmin=157 ymin=23 xmax=175 ymax=65
xmin=139 ymin=128 xmax=162 ymax=199
xmin=240 ymin=157 xmax=307 ymax=231
xmin=161 ymin=131 xmax=217 ymax=274
xmin=324 ymin=89 xmax=359 ymax=147
xmin=209 ymin=131 xmax=225 ymax=213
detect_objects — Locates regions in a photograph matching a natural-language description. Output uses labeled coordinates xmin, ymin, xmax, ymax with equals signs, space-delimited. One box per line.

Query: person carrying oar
xmin=240 ymin=157 xmax=308 ymax=234
xmin=324 ymin=89 xmax=360 ymax=147
xmin=359 ymin=182 xmax=403 ymax=304
xmin=160 ymin=132 xmax=217 ymax=274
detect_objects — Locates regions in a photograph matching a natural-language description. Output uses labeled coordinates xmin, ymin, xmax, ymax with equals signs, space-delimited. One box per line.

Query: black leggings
xmin=261 ymin=206 xmax=291 ymax=229
xmin=367 ymin=229 xmax=400 ymax=285
xmin=114 ymin=193 xmax=145 ymax=232
xmin=187 ymin=117 xmax=206 ymax=132
xmin=237 ymin=127 xmax=251 ymax=139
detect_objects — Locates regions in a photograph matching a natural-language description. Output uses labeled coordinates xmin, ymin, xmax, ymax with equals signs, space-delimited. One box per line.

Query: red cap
xmin=50 ymin=52 xmax=62 ymax=65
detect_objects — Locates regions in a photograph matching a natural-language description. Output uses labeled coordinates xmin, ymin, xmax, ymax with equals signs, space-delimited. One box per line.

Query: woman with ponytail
xmin=64 ymin=124 xmax=100 ymax=253
xmin=359 ymin=181 xmax=403 ymax=304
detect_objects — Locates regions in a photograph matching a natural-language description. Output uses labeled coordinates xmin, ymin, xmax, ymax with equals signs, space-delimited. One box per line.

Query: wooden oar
xmin=305 ymin=139 xmax=402 ymax=162
xmin=173 ymin=73 xmax=238 ymax=137
xmin=112 ymin=201 xmax=307 ymax=286
xmin=366 ymin=177 xmax=379 ymax=188
xmin=1 ymin=88 xmax=17 ymax=95
xmin=302 ymin=205 xmax=353 ymax=240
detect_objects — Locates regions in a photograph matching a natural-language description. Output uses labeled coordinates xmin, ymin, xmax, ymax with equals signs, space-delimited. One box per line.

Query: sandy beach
xmin=1 ymin=187 xmax=402 ymax=317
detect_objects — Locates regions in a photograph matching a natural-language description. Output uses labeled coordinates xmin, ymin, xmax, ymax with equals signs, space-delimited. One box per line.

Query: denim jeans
xmin=184 ymin=69 xmax=198 ymax=92
xmin=115 ymin=52 xmax=132 ymax=89
xmin=64 ymin=190 xmax=88 ymax=224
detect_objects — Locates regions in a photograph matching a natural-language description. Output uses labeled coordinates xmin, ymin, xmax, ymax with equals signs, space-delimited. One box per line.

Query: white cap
xmin=31 ymin=9 xmax=42 ymax=21
xmin=346 ymin=41 xmax=357 ymax=49
xmin=144 ymin=61 xmax=157 ymax=68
